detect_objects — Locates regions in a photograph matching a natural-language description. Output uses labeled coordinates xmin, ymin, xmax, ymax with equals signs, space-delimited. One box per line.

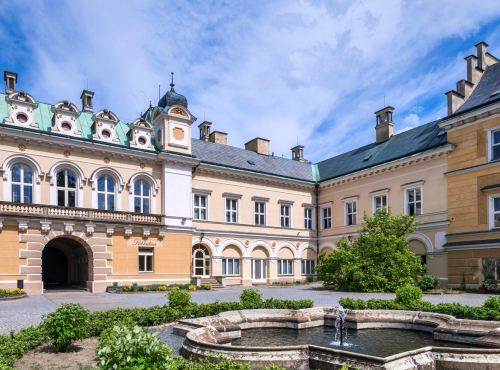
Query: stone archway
xmin=41 ymin=236 xmax=92 ymax=290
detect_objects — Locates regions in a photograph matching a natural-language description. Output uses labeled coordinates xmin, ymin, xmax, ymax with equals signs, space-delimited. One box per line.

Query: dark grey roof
xmin=451 ymin=62 xmax=500 ymax=117
xmin=191 ymin=138 xmax=315 ymax=182
xmin=316 ymin=120 xmax=448 ymax=182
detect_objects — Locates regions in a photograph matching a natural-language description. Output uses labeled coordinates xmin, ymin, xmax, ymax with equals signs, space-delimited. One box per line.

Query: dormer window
xmin=61 ymin=122 xmax=72 ymax=131
xmin=6 ymin=91 xmax=38 ymax=127
xmin=101 ymin=130 xmax=111 ymax=139
xmin=138 ymin=137 xmax=146 ymax=145
xmin=16 ymin=113 xmax=28 ymax=124
xmin=51 ymin=100 xmax=81 ymax=136
xmin=129 ymin=117 xmax=154 ymax=151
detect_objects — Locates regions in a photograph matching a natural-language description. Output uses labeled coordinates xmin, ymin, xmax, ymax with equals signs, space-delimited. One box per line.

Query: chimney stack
xmin=375 ymin=106 xmax=395 ymax=144
xmin=4 ymin=71 xmax=18 ymax=94
xmin=245 ymin=137 xmax=270 ymax=155
xmin=198 ymin=121 xmax=212 ymax=141
xmin=209 ymin=131 xmax=227 ymax=145
xmin=291 ymin=145 xmax=307 ymax=162
xmin=476 ymin=41 xmax=488 ymax=71
xmin=80 ymin=90 xmax=95 ymax=113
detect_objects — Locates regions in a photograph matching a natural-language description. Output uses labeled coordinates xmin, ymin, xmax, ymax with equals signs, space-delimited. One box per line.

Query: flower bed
xmin=106 ymin=283 xmax=212 ymax=293
xmin=0 ymin=288 xmax=25 ymax=300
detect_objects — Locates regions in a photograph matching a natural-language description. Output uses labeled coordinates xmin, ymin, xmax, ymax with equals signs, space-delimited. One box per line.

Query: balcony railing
xmin=0 ymin=201 xmax=164 ymax=224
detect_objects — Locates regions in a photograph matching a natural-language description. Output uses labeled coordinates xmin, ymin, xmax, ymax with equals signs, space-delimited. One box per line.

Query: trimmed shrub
xmin=203 ymin=284 xmax=212 ymax=290
xmin=189 ymin=285 xmax=197 ymax=291
xmin=416 ymin=275 xmax=441 ymax=291
xmin=158 ymin=285 xmax=167 ymax=291
xmin=97 ymin=326 xmax=174 ymax=370
xmin=395 ymin=285 xmax=422 ymax=305
xmin=240 ymin=289 xmax=263 ymax=309
xmin=167 ymin=289 xmax=191 ymax=307
xmin=42 ymin=303 xmax=89 ymax=352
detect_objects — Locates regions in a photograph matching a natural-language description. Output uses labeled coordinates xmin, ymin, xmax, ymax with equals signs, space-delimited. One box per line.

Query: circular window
xmin=61 ymin=122 xmax=72 ymax=131
xmin=138 ymin=137 xmax=146 ymax=145
xmin=16 ymin=113 xmax=28 ymax=123
xmin=101 ymin=130 xmax=111 ymax=139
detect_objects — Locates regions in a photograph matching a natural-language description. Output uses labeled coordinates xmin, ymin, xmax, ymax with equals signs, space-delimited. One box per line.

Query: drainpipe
xmin=315 ymin=183 xmax=319 ymax=254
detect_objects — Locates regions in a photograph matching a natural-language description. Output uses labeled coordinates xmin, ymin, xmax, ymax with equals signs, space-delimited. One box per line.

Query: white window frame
xmin=280 ymin=205 xmax=291 ymax=228
xmin=321 ymin=206 xmax=332 ymax=229
xmin=278 ymin=200 xmax=294 ymax=228
xmin=489 ymin=193 xmax=500 ymax=229
xmin=56 ymin=170 xmax=78 ymax=207
xmin=193 ymin=195 xmax=208 ymax=221
xmin=48 ymin=161 xmax=85 ymax=208
xmin=90 ymin=168 xmax=124 ymax=211
xmin=193 ymin=188 xmax=212 ymax=221
xmin=11 ymin=163 xmax=33 ymax=204
xmin=342 ymin=196 xmax=358 ymax=226
xmin=277 ymin=259 xmax=294 ymax=275
xmin=222 ymin=258 xmax=241 ymax=276
xmin=301 ymin=260 xmax=316 ymax=275
xmin=488 ymin=125 xmax=500 ymax=162
xmin=252 ymin=196 xmax=269 ymax=226
xmin=134 ymin=179 xmax=151 ymax=214
xmin=96 ymin=175 xmax=116 ymax=211
xmin=1 ymin=154 xmax=43 ymax=204
xmin=372 ymin=191 xmax=388 ymax=214
xmin=403 ymin=185 xmax=423 ymax=216
xmin=138 ymin=249 xmax=154 ymax=273
xmin=223 ymin=192 xmax=242 ymax=224
xmin=304 ymin=207 xmax=314 ymax=230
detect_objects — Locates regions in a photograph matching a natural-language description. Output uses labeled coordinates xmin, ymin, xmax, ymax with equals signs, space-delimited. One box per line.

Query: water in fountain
xmin=333 ymin=305 xmax=349 ymax=347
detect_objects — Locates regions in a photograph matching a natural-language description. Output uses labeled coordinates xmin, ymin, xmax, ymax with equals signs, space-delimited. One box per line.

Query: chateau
xmin=0 ymin=42 xmax=499 ymax=294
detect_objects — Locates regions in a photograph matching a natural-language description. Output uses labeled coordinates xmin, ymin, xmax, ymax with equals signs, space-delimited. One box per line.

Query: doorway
xmin=252 ymin=259 xmax=267 ymax=283
xmin=192 ymin=245 xmax=210 ymax=278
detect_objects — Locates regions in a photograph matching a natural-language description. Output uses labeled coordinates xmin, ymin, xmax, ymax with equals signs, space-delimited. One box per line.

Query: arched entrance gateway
xmin=192 ymin=244 xmax=211 ymax=278
xmin=41 ymin=237 xmax=91 ymax=290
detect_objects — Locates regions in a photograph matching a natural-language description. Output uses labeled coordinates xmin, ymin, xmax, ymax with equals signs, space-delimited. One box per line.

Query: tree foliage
xmin=316 ymin=208 xmax=424 ymax=292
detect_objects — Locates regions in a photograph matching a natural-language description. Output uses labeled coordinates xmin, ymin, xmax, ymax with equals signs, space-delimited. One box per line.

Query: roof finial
xmin=170 ymin=72 xmax=175 ymax=91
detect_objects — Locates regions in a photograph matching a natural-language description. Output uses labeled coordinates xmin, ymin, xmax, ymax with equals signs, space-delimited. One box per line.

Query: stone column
xmin=242 ymin=257 xmax=253 ymax=286
xmin=268 ymin=257 xmax=278 ymax=285
xmin=293 ymin=257 xmax=303 ymax=282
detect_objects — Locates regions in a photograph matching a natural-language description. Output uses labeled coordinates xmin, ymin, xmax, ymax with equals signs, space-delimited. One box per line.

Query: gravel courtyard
xmin=0 ymin=284 xmax=493 ymax=335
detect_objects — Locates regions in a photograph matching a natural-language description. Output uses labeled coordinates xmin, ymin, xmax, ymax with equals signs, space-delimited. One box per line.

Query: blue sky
xmin=1 ymin=1 xmax=500 ymax=163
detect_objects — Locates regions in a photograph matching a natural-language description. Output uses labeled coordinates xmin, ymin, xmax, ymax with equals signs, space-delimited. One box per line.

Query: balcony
xmin=0 ymin=201 xmax=164 ymax=225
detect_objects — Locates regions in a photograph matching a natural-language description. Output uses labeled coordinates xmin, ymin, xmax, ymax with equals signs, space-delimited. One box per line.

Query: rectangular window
xmin=280 ymin=205 xmax=291 ymax=228
xmin=373 ymin=195 xmax=387 ymax=213
xmin=138 ymin=249 xmax=153 ymax=272
xmin=194 ymin=195 xmax=207 ymax=220
xmin=492 ymin=129 xmax=500 ymax=161
xmin=301 ymin=260 xmax=316 ymax=275
xmin=493 ymin=197 xmax=500 ymax=228
xmin=322 ymin=207 xmax=332 ymax=229
xmin=407 ymin=188 xmax=422 ymax=216
xmin=222 ymin=258 xmax=240 ymax=276
xmin=304 ymin=208 xmax=313 ymax=230
xmin=255 ymin=202 xmax=266 ymax=225
xmin=226 ymin=199 xmax=238 ymax=223
xmin=277 ymin=259 xmax=293 ymax=275
xmin=346 ymin=201 xmax=357 ymax=225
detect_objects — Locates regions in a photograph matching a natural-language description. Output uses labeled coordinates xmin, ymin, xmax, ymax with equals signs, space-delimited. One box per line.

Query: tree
xmin=315 ymin=208 xmax=424 ymax=292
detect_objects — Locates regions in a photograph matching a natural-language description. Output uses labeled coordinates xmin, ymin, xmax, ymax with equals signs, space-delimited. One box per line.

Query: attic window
xmin=437 ymin=130 xmax=446 ymax=137
xmin=491 ymin=90 xmax=500 ymax=97
xmin=247 ymin=160 xmax=256 ymax=165
xmin=363 ymin=155 xmax=372 ymax=161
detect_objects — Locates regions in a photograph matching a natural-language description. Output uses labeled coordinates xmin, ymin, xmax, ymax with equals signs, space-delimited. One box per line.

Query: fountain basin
xmin=169 ymin=307 xmax=500 ymax=369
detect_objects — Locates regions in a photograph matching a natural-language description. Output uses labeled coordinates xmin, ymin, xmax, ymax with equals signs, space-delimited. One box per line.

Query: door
xmin=192 ymin=245 xmax=210 ymax=278
xmin=252 ymin=259 xmax=267 ymax=283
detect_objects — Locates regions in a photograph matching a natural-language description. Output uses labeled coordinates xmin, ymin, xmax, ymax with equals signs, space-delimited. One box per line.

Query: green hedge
xmin=338 ymin=296 xmax=500 ymax=321
xmin=0 ymin=297 xmax=313 ymax=369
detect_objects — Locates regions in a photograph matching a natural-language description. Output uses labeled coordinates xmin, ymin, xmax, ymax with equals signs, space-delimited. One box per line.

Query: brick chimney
xmin=374 ymin=106 xmax=394 ymax=144
xmin=4 ymin=71 xmax=18 ymax=94
xmin=291 ymin=145 xmax=307 ymax=162
xmin=245 ymin=137 xmax=270 ymax=155
xmin=198 ymin=121 xmax=212 ymax=141
xmin=209 ymin=131 xmax=227 ymax=145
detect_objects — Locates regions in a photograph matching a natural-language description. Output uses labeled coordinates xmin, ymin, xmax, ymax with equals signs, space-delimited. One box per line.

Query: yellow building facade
xmin=1 ymin=42 xmax=497 ymax=294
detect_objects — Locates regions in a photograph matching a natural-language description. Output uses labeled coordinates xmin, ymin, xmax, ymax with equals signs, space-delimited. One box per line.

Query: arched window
xmin=134 ymin=180 xmax=150 ymax=213
xmin=97 ymin=175 xmax=115 ymax=210
xmin=11 ymin=164 xmax=33 ymax=203
xmin=57 ymin=170 xmax=77 ymax=207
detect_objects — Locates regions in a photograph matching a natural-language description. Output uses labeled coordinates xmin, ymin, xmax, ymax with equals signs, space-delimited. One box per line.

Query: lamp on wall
xmin=181 ymin=218 xmax=186 ymax=225
xmin=348 ymin=235 xmax=353 ymax=243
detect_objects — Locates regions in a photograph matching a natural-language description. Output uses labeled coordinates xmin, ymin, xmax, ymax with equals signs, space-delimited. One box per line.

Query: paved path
xmin=0 ymin=284 xmax=493 ymax=335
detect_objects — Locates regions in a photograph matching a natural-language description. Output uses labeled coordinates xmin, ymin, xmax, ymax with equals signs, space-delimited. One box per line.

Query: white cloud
xmin=1 ymin=0 xmax=500 ymax=163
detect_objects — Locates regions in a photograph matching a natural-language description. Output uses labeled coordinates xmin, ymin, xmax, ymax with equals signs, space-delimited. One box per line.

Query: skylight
xmin=363 ymin=155 xmax=372 ymax=161
xmin=491 ymin=90 xmax=500 ymax=97
xmin=437 ymin=130 xmax=446 ymax=137
xmin=247 ymin=160 xmax=256 ymax=165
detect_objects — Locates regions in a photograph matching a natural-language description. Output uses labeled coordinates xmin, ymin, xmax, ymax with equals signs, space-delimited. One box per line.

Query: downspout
xmin=315 ymin=183 xmax=319 ymax=253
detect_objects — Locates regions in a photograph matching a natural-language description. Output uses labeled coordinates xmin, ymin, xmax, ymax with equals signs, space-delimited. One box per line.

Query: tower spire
xmin=170 ymin=72 xmax=175 ymax=91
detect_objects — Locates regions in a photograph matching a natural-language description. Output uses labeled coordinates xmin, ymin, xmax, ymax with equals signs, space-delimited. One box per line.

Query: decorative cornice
xmin=318 ymin=145 xmax=453 ymax=190
xmin=439 ymin=101 xmax=500 ymax=133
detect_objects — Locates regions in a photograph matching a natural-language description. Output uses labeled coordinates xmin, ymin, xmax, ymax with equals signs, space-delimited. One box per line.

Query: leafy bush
xmin=240 ymin=289 xmax=263 ymax=309
xmin=158 ymin=285 xmax=167 ymax=291
xmin=123 ymin=284 xmax=132 ymax=292
xmin=416 ymin=275 xmax=441 ymax=291
xmin=306 ymin=276 xmax=314 ymax=283
xmin=168 ymin=289 xmax=192 ymax=307
xmin=0 ymin=288 xmax=25 ymax=297
xmin=316 ymin=208 xmax=423 ymax=292
xmin=189 ymin=285 xmax=197 ymax=291
xmin=171 ymin=286 xmax=179 ymax=291
xmin=97 ymin=326 xmax=174 ymax=370
xmin=203 ymin=284 xmax=212 ymax=290
xmin=42 ymin=303 xmax=89 ymax=352
xmin=112 ymin=282 xmax=118 ymax=287
xmin=143 ymin=286 xmax=149 ymax=292
xmin=395 ymin=285 xmax=422 ymax=305
xmin=483 ymin=296 xmax=500 ymax=311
